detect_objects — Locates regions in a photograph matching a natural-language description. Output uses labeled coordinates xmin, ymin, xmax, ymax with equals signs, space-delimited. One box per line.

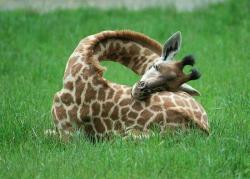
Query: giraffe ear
xmin=162 ymin=31 xmax=182 ymax=61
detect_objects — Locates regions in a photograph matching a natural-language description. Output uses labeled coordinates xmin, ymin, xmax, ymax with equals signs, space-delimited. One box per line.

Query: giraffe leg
xmin=51 ymin=105 xmax=75 ymax=142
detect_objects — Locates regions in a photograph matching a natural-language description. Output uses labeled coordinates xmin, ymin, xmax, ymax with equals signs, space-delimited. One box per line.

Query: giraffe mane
xmin=80 ymin=30 xmax=162 ymax=76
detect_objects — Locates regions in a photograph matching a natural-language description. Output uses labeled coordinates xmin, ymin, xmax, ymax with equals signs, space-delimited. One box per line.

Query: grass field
xmin=0 ymin=0 xmax=249 ymax=178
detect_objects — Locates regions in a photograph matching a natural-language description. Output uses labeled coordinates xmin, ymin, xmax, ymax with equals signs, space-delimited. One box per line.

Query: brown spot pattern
xmin=64 ymin=56 xmax=78 ymax=78
xmin=119 ymin=98 xmax=130 ymax=106
xmin=121 ymin=107 xmax=129 ymax=115
xmin=85 ymin=83 xmax=97 ymax=103
xmin=68 ymin=106 xmax=79 ymax=123
xmin=169 ymin=115 xmax=185 ymax=123
xmin=125 ymin=120 xmax=135 ymax=127
xmin=115 ymin=42 xmax=121 ymax=51
xmin=129 ymin=44 xmax=140 ymax=55
xmin=84 ymin=124 xmax=94 ymax=135
xmin=150 ymin=105 xmax=162 ymax=112
xmin=114 ymin=90 xmax=123 ymax=103
xmin=137 ymin=117 xmax=146 ymax=126
xmin=94 ymin=44 xmax=102 ymax=53
xmin=107 ymin=89 xmax=114 ymax=99
xmin=114 ymin=121 xmax=122 ymax=131
xmin=80 ymin=104 xmax=89 ymax=119
xmin=97 ymin=89 xmax=106 ymax=101
xmin=54 ymin=95 xmax=60 ymax=103
xmin=103 ymin=118 xmax=112 ymax=130
xmin=120 ymin=56 xmax=130 ymax=66
xmin=81 ymin=68 xmax=93 ymax=80
xmin=175 ymin=99 xmax=185 ymax=107
xmin=61 ymin=122 xmax=72 ymax=130
xmin=92 ymin=76 xmax=101 ymax=86
xmin=92 ymin=102 xmax=101 ymax=116
xmin=140 ymin=110 xmax=153 ymax=119
xmin=153 ymin=95 xmax=161 ymax=102
xmin=154 ymin=113 xmax=164 ymax=124
xmin=55 ymin=105 xmax=67 ymax=120
xmin=194 ymin=111 xmax=202 ymax=119
xmin=164 ymin=100 xmax=176 ymax=108
xmin=64 ymin=81 xmax=74 ymax=91
xmin=190 ymin=99 xmax=198 ymax=109
xmin=143 ymin=49 xmax=153 ymax=56
xmin=166 ymin=110 xmax=185 ymax=123
xmin=75 ymin=76 xmax=85 ymax=105
xmin=110 ymin=105 xmax=119 ymax=120
xmin=102 ymin=102 xmax=114 ymax=117
xmin=93 ymin=118 xmax=105 ymax=133
xmin=132 ymin=102 xmax=143 ymax=111
xmin=71 ymin=63 xmax=82 ymax=76
xmin=142 ymin=63 xmax=148 ymax=73
xmin=82 ymin=116 xmax=91 ymax=123
xmin=144 ymin=98 xmax=151 ymax=107
xmin=60 ymin=93 xmax=74 ymax=106
xmin=128 ymin=111 xmax=138 ymax=119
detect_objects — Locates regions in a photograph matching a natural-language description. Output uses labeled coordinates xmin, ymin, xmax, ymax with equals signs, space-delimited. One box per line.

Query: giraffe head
xmin=132 ymin=31 xmax=201 ymax=100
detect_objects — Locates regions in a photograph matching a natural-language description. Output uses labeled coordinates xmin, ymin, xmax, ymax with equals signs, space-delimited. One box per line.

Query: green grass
xmin=0 ymin=0 xmax=249 ymax=178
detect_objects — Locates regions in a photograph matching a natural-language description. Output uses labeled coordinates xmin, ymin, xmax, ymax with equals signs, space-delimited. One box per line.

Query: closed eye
xmin=153 ymin=64 xmax=159 ymax=71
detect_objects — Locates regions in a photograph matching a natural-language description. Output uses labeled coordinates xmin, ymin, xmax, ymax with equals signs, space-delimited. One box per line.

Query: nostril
xmin=182 ymin=55 xmax=195 ymax=66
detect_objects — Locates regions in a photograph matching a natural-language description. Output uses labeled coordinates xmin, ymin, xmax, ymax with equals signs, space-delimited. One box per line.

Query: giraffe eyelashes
xmin=153 ymin=64 xmax=159 ymax=71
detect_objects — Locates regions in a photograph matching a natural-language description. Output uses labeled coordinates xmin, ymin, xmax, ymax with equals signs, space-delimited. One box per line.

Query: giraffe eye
xmin=153 ymin=64 xmax=159 ymax=71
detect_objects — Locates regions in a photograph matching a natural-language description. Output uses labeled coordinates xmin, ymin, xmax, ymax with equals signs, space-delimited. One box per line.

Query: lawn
xmin=0 ymin=0 xmax=249 ymax=178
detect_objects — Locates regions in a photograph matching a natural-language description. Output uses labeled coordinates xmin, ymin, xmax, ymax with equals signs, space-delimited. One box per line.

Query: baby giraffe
xmin=50 ymin=30 xmax=209 ymax=141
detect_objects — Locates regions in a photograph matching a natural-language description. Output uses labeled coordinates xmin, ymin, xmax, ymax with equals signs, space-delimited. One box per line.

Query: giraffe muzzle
xmin=131 ymin=81 xmax=153 ymax=100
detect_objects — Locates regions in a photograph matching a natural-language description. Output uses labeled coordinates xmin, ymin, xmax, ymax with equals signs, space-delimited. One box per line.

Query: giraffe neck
xmin=75 ymin=30 xmax=162 ymax=76
xmin=94 ymin=39 xmax=160 ymax=75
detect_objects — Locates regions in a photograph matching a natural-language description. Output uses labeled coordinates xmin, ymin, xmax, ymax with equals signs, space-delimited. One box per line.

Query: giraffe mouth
xmin=132 ymin=80 xmax=167 ymax=100
xmin=132 ymin=81 xmax=151 ymax=100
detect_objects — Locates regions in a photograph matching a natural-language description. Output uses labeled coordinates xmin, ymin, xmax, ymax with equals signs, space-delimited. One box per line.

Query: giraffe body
xmin=51 ymin=30 xmax=209 ymax=140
